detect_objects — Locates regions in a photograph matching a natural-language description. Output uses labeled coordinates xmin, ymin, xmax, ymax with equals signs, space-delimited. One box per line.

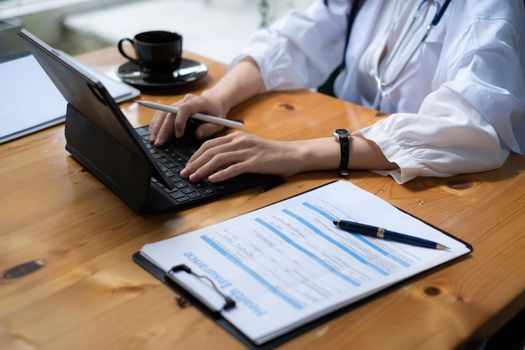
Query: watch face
xmin=333 ymin=128 xmax=350 ymax=139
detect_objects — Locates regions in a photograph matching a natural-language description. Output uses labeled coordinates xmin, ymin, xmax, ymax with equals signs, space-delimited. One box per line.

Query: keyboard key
xmin=199 ymin=188 xmax=214 ymax=195
xmin=169 ymin=176 xmax=183 ymax=183
xmin=170 ymin=191 xmax=186 ymax=199
xmin=188 ymin=192 xmax=200 ymax=199
xmin=135 ymin=127 xmax=259 ymax=207
xmin=176 ymin=196 xmax=190 ymax=203
xmin=136 ymin=127 xmax=148 ymax=135
xmin=209 ymin=183 xmax=225 ymax=191
xmin=175 ymin=182 xmax=187 ymax=189
xmin=163 ymin=187 xmax=177 ymax=194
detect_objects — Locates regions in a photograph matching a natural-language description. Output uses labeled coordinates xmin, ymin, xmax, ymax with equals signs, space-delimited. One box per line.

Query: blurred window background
xmin=0 ymin=0 xmax=311 ymax=62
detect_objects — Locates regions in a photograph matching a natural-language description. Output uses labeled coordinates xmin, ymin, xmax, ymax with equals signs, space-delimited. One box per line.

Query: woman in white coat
xmin=149 ymin=0 xmax=525 ymax=184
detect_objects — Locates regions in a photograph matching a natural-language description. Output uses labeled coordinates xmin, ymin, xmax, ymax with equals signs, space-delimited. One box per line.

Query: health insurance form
xmin=140 ymin=181 xmax=471 ymax=344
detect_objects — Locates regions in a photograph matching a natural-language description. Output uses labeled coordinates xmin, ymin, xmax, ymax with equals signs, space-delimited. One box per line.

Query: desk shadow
xmin=402 ymin=154 xmax=525 ymax=193
xmin=138 ymin=176 xmax=286 ymax=234
xmin=138 ymin=154 xmax=525 ymax=237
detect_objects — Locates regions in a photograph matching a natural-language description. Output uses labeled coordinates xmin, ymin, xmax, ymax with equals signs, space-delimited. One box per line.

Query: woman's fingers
xmin=180 ymin=131 xmax=304 ymax=182
xmin=149 ymin=111 xmax=168 ymax=142
xmin=181 ymin=136 xmax=238 ymax=178
xmin=188 ymin=150 xmax=245 ymax=182
xmin=174 ymin=94 xmax=229 ymax=139
xmin=181 ymin=132 xmax=268 ymax=182
xmin=195 ymin=122 xmax=224 ymax=140
xmin=172 ymin=104 xmax=192 ymax=139
xmin=154 ymin=113 xmax=176 ymax=146
xmin=208 ymin=162 xmax=248 ymax=182
xmin=185 ymin=133 xmax=235 ymax=165
xmin=149 ymin=93 xmax=229 ymax=145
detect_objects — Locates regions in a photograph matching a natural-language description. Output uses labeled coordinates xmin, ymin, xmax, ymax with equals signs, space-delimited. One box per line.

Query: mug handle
xmin=117 ymin=38 xmax=139 ymax=64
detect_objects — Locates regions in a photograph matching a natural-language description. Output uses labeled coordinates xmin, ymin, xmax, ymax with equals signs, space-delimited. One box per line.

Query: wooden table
xmin=1 ymin=48 xmax=525 ymax=350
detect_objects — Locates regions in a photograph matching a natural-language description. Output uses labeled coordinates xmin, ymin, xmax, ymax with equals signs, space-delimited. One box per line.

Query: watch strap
xmin=338 ymin=135 xmax=350 ymax=177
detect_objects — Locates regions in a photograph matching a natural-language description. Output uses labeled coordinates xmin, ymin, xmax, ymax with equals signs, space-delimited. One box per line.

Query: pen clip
xmin=170 ymin=264 xmax=236 ymax=312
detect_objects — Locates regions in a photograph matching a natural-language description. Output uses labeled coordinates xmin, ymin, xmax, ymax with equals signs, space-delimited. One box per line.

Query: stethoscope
xmin=372 ymin=0 xmax=452 ymax=110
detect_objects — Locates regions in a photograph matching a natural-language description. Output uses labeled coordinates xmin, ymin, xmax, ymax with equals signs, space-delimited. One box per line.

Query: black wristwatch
xmin=333 ymin=128 xmax=351 ymax=177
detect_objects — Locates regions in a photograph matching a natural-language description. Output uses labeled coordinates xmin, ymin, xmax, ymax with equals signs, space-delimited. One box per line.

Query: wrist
xmin=201 ymin=89 xmax=231 ymax=116
xmin=201 ymin=57 xmax=263 ymax=117
xmin=294 ymin=138 xmax=340 ymax=173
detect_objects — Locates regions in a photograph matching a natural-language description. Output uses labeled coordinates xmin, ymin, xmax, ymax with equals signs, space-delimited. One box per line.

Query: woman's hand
xmin=180 ymin=132 xmax=306 ymax=182
xmin=179 ymin=131 xmax=397 ymax=183
xmin=149 ymin=92 xmax=228 ymax=146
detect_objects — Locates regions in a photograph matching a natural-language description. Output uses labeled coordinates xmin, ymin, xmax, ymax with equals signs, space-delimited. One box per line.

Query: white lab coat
xmin=234 ymin=0 xmax=525 ymax=183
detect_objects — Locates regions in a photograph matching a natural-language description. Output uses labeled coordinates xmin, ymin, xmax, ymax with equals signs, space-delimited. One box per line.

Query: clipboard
xmin=133 ymin=181 xmax=473 ymax=349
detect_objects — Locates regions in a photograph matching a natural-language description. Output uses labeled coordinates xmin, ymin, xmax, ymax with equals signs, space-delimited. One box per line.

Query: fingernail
xmin=180 ymin=168 xmax=187 ymax=177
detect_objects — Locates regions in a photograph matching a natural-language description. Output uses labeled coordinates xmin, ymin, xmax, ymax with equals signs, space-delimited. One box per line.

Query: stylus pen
xmin=333 ymin=219 xmax=449 ymax=250
xmin=136 ymin=100 xmax=244 ymax=129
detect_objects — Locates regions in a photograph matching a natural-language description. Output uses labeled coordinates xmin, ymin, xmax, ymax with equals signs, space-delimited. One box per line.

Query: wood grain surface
xmin=1 ymin=48 xmax=524 ymax=350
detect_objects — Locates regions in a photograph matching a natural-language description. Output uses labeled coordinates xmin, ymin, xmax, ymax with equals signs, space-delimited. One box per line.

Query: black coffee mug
xmin=118 ymin=30 xmax=183 ymax=75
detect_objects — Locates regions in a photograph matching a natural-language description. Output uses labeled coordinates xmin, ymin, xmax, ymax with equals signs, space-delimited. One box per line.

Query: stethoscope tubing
xmin=372 ymin=0 xmax=451 ymax=110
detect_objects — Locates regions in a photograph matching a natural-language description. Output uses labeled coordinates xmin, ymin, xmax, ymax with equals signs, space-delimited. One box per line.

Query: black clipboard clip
xmin=169 ymin=264 xmax=236 ymax=312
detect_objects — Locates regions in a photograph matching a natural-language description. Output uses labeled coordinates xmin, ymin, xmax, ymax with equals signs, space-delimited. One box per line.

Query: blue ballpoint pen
xmin=333 ymin=219 xmax=449 ymax=250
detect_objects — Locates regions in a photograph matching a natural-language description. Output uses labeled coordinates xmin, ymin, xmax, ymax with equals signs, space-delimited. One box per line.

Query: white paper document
xmin=140 ymin=181 xmax=471 ymax=344
xmin=0 ymin=54 xmax=139 ymax=144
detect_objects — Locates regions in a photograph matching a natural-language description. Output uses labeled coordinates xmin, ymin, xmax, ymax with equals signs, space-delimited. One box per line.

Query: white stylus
xmin=136 ymin=100 xmax=244 ymax=129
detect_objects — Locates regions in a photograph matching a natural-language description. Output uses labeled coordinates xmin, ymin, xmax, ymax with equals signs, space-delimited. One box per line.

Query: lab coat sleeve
xmin=358 ymin=17 xmax=523 ymax=184
xmin=230 ymin=0 xmax=350 ymax=91
xmin=358 ymin=87 xmax=509 ymax=184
